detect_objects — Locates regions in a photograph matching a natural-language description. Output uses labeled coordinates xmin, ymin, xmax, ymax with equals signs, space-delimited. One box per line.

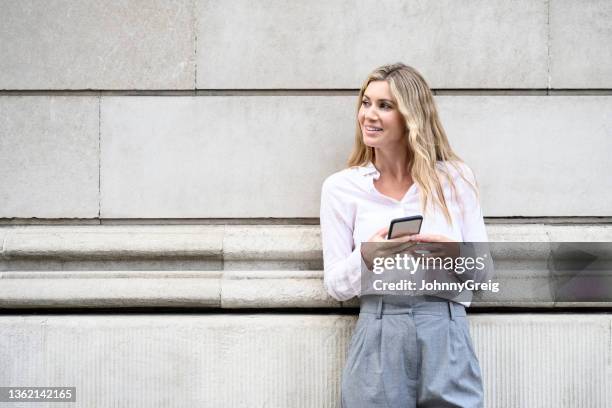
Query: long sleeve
xmin=458 ymin=165 xmax=488 ymax=243
xmin=456 ymin=166 xmax=494 ymax=284
xmin=319 ymin=177 xmax=363 ymax=301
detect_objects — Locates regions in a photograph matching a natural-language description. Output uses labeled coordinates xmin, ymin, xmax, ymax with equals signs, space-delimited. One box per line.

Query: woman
xmin=320 ymin=63 xmax=486 ymax=407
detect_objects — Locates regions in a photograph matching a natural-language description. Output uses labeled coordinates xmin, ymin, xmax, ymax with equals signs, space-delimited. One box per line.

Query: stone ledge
xmin=2 ymin=224 xmax=612 ymax=263
xmin=0 ymin=278 xmax=220 ymax=308
xmin=0 ymin=270 xmax=337 ymax=309
xmin=221 ymin=270 xmax=339 ymax=309
xmin=0 ymin=225 xmax=226 ymax=261
xmin=1 ymin=224 xmax=611 ymax=309
xmin=1 ymin=269 xmax=611 ymax=309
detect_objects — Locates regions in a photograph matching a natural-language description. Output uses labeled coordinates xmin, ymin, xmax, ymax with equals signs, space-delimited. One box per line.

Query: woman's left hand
xmin=403 ymin=234 xmax=460 ymax=258
xmin=406 ymin=233 xmax=457 ymax=243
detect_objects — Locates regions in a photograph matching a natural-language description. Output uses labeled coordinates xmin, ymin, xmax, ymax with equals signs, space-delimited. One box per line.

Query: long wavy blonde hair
xmin=348 ymin=63 xmax=477 ymax=224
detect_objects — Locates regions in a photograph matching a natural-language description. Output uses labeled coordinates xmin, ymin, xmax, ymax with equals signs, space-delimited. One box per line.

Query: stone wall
xmin=1 ymin=1 xmax=611 ymax=407
xmin=1 ymin=1 xmax=611 ymax=218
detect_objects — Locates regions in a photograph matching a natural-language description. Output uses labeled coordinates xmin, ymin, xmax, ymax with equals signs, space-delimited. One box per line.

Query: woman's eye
xmin=381 ymin=104 xmax=391 ymax=109
xmin=361 ymin=100 xmax=369 ymax=106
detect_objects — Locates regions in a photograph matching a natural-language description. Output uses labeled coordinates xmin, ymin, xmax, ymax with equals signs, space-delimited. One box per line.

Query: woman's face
xmin=358 ymin=80 xmax=407 ymax=149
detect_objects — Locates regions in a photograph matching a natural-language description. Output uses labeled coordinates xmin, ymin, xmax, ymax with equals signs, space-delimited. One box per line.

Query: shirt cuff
xmin=346 ymin=248 xmax=365 ymax=298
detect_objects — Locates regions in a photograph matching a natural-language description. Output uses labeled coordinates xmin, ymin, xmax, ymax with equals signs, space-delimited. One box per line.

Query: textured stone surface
xmin=100 ymin=95 xmax=354 ymax=218
xmin=223 ymin=225 xmax=321 ymax=260
xmin=3 ymin=223 xmax=607 ymax=261
xmin=0 ymin=0 xmax=195 ymax=89
xmin=550 ymin=0 xmax=612 ymax=88
xmin=2 ymin=224 xmax=609 ymax=260
xmin=0 ymin=230 xmax=6 ymax=257
xmin=221 ymin=270 xmax=339 ymax=308
xmin=0 ymin=314 xmax=609 ymax=407
xmin=487 ymin=224 xmax=551 ymax=242
xmin=436 ymin=95 xmax=612 ymax=216
xmin=547 ymin=224 xmax=612 ymax=242
xmin=2 ymin=0 xmax=610 ymax=90
xmin=0 ymin=272 xmax=222 ymax=308
xmin=0 ymin=96 xmax=99 ymax=217
xmin=196 ymin=0 xmax=548 ymax=89
xmin=0 ymin=315 xmax=352 ymax=407
xmin=4 ymin=265 xmax=606 ymax=308
xmin=2 ymin=225 xmax=224 ymax=259
xmin=472 ymin=314 xmax=611 ymax=407
xmin=2 ymin=224 xmax=611 ymax=308
xmin=99 ymin=95 xmax=612 ymax=218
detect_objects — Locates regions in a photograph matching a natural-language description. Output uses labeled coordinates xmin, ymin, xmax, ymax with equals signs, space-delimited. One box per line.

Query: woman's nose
xmin=364 ymin=107 xmax=378 ymax=121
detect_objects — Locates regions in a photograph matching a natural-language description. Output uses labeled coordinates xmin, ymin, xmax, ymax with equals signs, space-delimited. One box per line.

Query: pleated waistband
xmin=359 ymin=295 xmax=466 ymax=319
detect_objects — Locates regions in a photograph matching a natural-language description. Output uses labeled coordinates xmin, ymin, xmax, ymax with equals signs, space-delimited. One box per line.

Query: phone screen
xmin=387 ymin=216 xmax=423 ymax=239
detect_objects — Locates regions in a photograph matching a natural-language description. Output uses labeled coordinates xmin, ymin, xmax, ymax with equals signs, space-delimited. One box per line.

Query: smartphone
xmin=387 ymin=215 xmax=423 ymax=239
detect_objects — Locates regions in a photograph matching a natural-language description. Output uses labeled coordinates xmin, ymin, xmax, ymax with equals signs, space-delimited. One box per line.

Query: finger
xmin=377 ymin=243 xmax=417 ymax=258
xmin=381 ymin=242 xmax=413 ymax=253
xmin=376 ymin=227 xmax=389 ymax=238
xmin=398 ymin=242 xmax=418 ymax=253
xmin=388 ymin=234 xmax=417 ymax=243
xmin=406 ymin=234 xmax=424 ymax=242
xmin=408 ymin=234 xmax=441 ymax=243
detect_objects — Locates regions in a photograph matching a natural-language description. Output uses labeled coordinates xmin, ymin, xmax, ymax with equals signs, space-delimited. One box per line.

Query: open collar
xmin=357 ymin=161 xmax=381 ymax=180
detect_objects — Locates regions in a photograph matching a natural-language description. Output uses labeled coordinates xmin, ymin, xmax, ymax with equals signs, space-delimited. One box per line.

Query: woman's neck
xmin=373 ymin=148 xmax=412 ymax=180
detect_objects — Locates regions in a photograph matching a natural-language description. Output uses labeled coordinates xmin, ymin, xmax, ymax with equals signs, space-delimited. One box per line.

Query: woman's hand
xmin=406 ymin=233 xmax=457 ymax=243
xmin=360 ymin=227 xmax=418 ymax=269
xmin=404 ymin=233 xmax=460 ymax=259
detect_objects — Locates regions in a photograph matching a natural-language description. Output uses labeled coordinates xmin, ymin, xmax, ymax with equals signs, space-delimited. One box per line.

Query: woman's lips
xmin=363 ymin=125 xmax=383 ymax=135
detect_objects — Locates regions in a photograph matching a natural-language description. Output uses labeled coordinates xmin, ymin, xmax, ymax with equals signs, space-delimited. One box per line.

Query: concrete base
xmin=0 ymin=314 xmax=610 ymax=407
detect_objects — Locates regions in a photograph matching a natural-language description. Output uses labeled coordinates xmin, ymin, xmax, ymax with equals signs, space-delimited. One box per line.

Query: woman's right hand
xmin=360 ymin=227 xmax=418 ymax=269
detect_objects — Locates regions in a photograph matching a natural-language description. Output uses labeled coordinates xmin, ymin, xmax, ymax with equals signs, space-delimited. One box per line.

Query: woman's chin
xmin=362 ymin=136 xmax=381 ymax=148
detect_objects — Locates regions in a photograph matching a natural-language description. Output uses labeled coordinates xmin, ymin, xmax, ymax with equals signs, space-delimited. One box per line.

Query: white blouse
xmin=319 ymin=160 xmax=488 ymax=303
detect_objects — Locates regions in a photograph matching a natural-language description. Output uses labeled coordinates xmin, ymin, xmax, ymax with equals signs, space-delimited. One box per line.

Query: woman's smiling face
xmin=358 ymin=80 xmax=407 ymax=149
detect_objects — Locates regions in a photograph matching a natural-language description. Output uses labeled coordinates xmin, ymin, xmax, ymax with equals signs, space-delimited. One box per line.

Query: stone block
xmin=487 ymin=224 xmax=551 ymax=242
xmin=0 ymin=273 xmax=221 ymax=308
xmin=223 ymin=225 xmax=321 ymax=260
xmin=550 ymin=0 xmax=612 ymax=88
xmin=196 ymin=0 xmax=548 ymax=88
xmin=437 ymin=95 xmax=612 ymax=216
xmin=3 ymin=225 xmax=224 ymax=260
xmin=100 ymin=95 xmax=354 ymax=218
xmin=0 ymin=315 xmax=355 ymax=407
xmin=0 ymin=314 xmax=609 ymax=407
xmin=0 ymin=1 xmax=195 ymax=89
xmin=221 ymin=270 xmax=339 ymax=308
xmin=547 ymin=225 xmax=612 ymax=242
xmin=100 ymin=95 xmax=612 ymax=217
xmin=0 ymin=96 xmax=99 ymax=217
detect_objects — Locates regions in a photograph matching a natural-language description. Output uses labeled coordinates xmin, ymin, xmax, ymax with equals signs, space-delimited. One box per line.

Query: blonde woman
xmin=320 ymin=63 xmax=486 ymax=407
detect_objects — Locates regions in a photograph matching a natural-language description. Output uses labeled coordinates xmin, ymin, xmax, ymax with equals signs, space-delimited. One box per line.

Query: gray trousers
xmin=341 ymin=295 xmax=484 ymax=408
